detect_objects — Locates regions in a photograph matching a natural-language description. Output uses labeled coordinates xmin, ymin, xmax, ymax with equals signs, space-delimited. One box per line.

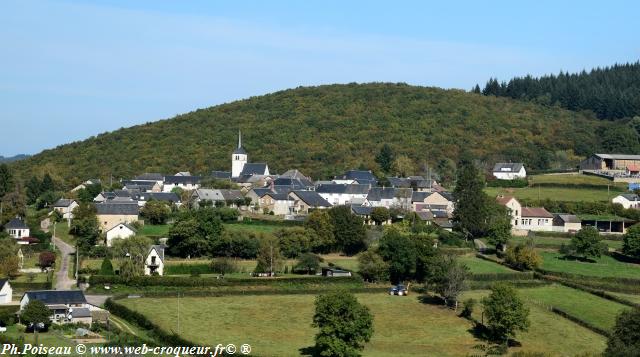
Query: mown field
xmin=461 ymin=288 xmax=607 ymax=355
xmin=458 ymin=255 xmax=516 ymax=274
xmin=120 ymin=290 xmax=607 ymax=357
xmin=484 ymin=186 xmax=614 ymax=202
xmin=510 ymin=235 xmax=623 ymax=250
xmin=539 ymin=251 xmax=640 ymax=279
xmin=528 ymin=174 xmax=626 ymax=188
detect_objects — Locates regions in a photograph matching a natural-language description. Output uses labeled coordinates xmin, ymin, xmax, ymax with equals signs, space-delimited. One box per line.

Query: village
xmin=1 ymin=130 xmax=640 ymax=356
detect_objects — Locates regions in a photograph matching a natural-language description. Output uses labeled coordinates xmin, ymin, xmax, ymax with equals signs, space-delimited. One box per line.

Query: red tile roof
xmin=496 ymin=195 xmax=516 ymax=205
xmin=521 ymin=207 xmax=553 ymax=218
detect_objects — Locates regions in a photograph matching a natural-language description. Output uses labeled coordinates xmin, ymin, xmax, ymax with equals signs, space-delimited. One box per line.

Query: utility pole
xmin=269 ymin=244 xmax=273 ymax=276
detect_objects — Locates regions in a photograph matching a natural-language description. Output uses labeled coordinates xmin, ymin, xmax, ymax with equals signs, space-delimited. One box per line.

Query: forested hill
xmin=477 ymin=62 xmax=640 ymax=120
xmin=11 ymin=83 xmax=609 ymax=186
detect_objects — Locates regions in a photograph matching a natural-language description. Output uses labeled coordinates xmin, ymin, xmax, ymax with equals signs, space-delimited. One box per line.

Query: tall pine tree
xmin=452 ymin=156 xmax=489 ymax=238
xmin=375 ymin=144 xmax=395 ymax=173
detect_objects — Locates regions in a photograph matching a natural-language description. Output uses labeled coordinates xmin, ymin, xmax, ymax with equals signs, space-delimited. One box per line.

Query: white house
xmin=52 ymin=199 xmax=79 ymax=220
xmin=0 ymin=279 xmax=12 ymax=304
xmin=162 ymin=176 xmax=201 ymax=193
xmin=492 ymin=163 xmax=527 ymax=180
xmin=496 ymin=195 xmax=522 ymax=227
xmin=316 ymin=184 xmax=370 ymax=206
xmin=105 ymin=223 xmax=137 ymax=247
xmin=19 ymin=290 xmax=104 ymax=326
xmin=364 ymin=187 xmax=413 ymax=210
xmin=5 ymin=217 xmax=29 ymax=239
xmin=496 ymin=195 xmax=553 ymax=232
xmin=411 ymin=191 xmax=455 ymax=214
xmin=612 ymin=194 xmax=640 ymax=209
xmin=144 ymin=245 xmax=165 ymax=276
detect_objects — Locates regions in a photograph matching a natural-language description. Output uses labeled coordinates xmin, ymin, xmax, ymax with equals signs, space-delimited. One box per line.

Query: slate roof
xmin=233 ymin=146 xmax=247 ymax=155
xmin=240 ymin=163 xmax=269 ymax=176
xmin=290 ymin=191 xmax=332 ymax=207
xmin=367 ymin=187 xmax=398 ymax=201
xmin=71 ymin=308 xmax=91 ymax=318
xmin=493 ymin=163 xmax=524 ymax=172
xmin=250 ymin=188 xmax=274 ymax=198
xmin=220 ymin=189 xmax=244 ymax=201
xmin=0 ymin=279 xmax=8 ymax=290
xmin=593 ymin=154 xmax=640 ymax=160
xmin=335 ymin=170 xmax=377 ymax=184
xmin=53 ymin=199 xmax=75 ymax=208
xmin=350 ymin=205 xmax=373 ymax=216
xmin=415 ymin=211 xmax=434 ymax=221
xmin=193 ymin=189 xmax=225 ymax=201
xmin=114 ymin=190 xmax=132 ymax=197
xmin=106 ymin=223 xmax=137 ymax=233
xmin=316 ymin=184 xmax=370 ymax=195
xmin=411 ymin=191 xmax=430 ymax=202
xmin=5 ymin=217 xmax=28 ymax=229
xmin=521 ymin=207 xmax=553 ymax=218
xmin=553 ymin=214 xmax=581 ymax=224
xmin=138 ymin=192 xmax=180 ymax=203
xmin=211 ymin=171 xmax=232 ymax=179
xmin=280 ymin=170 xmax=314 ymax=186
xmin=440 ymin=192 xmax=454 ymax=201
xmin=134 ymin=173 xmax=164 ymax=181
xmin=95 ymin=203 xmax=139 ymax=215
xmin=272 ymin=177 xmax=309 ymax=190
xmin=164 ymin=176 xmax=201 ymax=185
xmin=149 ymin=245 xmax=166 ymax=262
xmin=618 ymin=194 xmax=640 ymax=201
xmin=24 ymin=290 xmax=87 ymax=305
xmin=264 ymin=192 xmax=291 ymax=201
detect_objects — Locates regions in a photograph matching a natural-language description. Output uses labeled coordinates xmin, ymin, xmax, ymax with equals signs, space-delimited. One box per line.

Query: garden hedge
xmin=90 ymin=275 xmax=363 ymax=288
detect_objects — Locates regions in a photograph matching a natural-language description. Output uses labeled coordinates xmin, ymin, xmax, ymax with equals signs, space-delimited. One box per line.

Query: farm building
xmin=579 ymin=154 xmax=640 ymax=171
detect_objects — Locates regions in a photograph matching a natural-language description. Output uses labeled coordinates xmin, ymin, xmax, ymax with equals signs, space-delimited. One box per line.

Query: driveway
xmin=474 ymin=239 xmax=488 ymax=253
xmin=53 ymin=237 xmax=77 ymax=290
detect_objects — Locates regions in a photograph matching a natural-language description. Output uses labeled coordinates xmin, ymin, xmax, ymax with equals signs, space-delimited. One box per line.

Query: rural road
xmin=474 ymin=239 xmax=487 ymax=253
xmin=53 ymin=237 xmax=77 ymax=290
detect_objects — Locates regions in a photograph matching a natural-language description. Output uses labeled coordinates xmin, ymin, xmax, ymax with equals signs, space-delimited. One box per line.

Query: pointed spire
xmin=238 ymin=129 xmax=242 ymax=149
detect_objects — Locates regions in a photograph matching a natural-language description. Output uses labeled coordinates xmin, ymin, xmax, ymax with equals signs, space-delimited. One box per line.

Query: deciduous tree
xmin=482 ymin=284 xmax=530 ymax=343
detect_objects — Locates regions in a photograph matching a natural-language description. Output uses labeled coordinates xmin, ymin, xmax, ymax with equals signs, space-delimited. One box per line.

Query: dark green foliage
xmin=21 ymin=300 xmax=51 ymax=325
xmin=9 ymin=84 xmax=603 ymax=182
xmin=209 ymin=257 xmax=238 ymax=276
xmin=486 ymin=178 xmax=529 ymax=188
xmin=254 ymin=234 xmax=284 ymax=274
xmin=357 ymin=250 xmax=389 ymax=283
xmin=605 ymin=307 xmax=640 ymax=357
xmin=377 ymin=226 xmax=437 ymax=284
xmin=328 ymin=206 xmax=367 ymax=255
xmin=435 ymin=158 xmax=456 ymax=188
xmin=77 ymin=183 xmax=102 ymax=203
xmin=69 ymin=203 xmax=99 ymax=252
xmin=312 ymin=291 xmax=374 ymax=357
xmin=566 ymin=226 xmax=607 ymax=260
xmin=305 ymin=210 xmax=336 ymax=254
xmin=294 ymin=253 xmax=323 ymax=275
xmin=100 ymin=258 xmax=115 ymax=275
xmin=370 ymin=207 xmax=390 ymax=225
xmin=482 ymin=283 xmax=530 ymax=343
xmin=274 ymin=227 xmax=312 ymax=258
xmin=452 ymin=156 xmax=489 ymax=238
xmin=622 ymin=224 xmax=640 ymax=259
xmin=140 ymin=200 xmax=171 ymax=225
xmin=429 ymin=254 xmax=469 ymax=306
xmin=480 ymin=62 xmax=640 ymax=120
xmin=210 ymin=230 xmax=260 ymax=258
xmin=0 ymin=164 xmax=13 ymax=199
xmin=374 ymin=144 xmax=395 ymax=173
xmin=485 ymin=202 xmax=512 ymax=249
xmin=460 ymin=298 xmax=476 ymax=318
xmin=167 ymin=208 xmax=227 ymax=257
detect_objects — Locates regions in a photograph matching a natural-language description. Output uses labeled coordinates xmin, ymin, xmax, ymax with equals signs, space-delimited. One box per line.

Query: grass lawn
xmin=529 ymin=174 xmax=627 ymax=189
xmin=484 ymin=186 xmax=615 ymax=202
xmin=461 ymin=289 xmax=606 ymax=355
xmin=457 ymin=255 xmax=516 ymax=274
xmin=4 ymin=325 xmax=76 ymax=347
xmin=223 ymin=221 xmax=294 ymax=234
xmin=119 ymin=293 xmax=480 ymax=357
xmin=520 ymin=284 xmax=628 ymax=331
xmin=609 ymin=292 xmax=640 ymax=305
xmin=511 ymin=235 xmax=623 ymax=250
xmin=539 ymin=251 xmax=640 ymax=279
xmin=138 ymin=224 xmax=170 ymax=237
xmin=321 ymin=254 xmax=359 ymax=272
xmin=10 ymin=272 xmax=49 ymax=283
xmin=53 ymin=221 xmax=76 ymax=245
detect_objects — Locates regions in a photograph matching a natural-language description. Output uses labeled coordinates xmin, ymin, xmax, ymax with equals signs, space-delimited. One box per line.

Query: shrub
xmin=505 ymin=241 xmax=542 ymax=270
xmin=460 ymin=298 xmax=476 ymax=318
xmin=99 ymin=258 xmax=115 ymax=276
xmin=209 ymin=258 xmax=238 ymax=276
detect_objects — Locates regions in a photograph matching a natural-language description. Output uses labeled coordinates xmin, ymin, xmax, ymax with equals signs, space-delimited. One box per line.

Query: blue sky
xmin=1 ymin=0 xmax=638 ymax=156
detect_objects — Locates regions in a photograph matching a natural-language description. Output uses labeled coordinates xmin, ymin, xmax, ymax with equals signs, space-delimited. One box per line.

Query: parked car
xmin=389 ymin=284 xmax=408 ymax=296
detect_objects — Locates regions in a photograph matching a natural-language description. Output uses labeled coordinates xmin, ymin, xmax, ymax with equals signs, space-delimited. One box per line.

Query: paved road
xmin=86 ymin=294 xmax=110 ymax=307
xmin=474 ymin=239 xmax=487 ymax=253
xmin=53 ymin=237 xmax=77 ymax=290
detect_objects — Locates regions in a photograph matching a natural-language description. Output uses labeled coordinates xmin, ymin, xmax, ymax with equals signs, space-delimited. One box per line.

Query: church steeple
xmin=238 ymin=129 xmax=242 ymax=149
xmin=232 ymin=129 xmax=248 ymax=178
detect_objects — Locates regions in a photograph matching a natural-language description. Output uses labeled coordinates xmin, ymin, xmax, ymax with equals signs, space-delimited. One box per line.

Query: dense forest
xmin=10 ymin=83 xmax=614 ymax=187
xmin=477 ymin=62 xmax=640 ymax=120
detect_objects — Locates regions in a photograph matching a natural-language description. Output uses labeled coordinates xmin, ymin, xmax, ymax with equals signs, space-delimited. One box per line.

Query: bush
xmin=99 ymin=258 xmax=114 ymax=276
xmin=505 ymin=241 xmax=542 ymax=270
xmin=164 ymin=263 xmax=212 ymax=275
xmin=460 ymin=298 xmax=475 ymax=318
xmin=209 ymin=258 xmax=239 ymax=276
xmin=486 ymin=178 xmax=529 ymax=188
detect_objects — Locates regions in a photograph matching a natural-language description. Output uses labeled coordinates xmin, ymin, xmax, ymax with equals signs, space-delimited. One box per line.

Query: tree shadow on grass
xmin=298 ymin=345 xmax=317 ymax=357
xmin=557 ymin=255 xmax=597 ymax=263
xmin=417 ymin=294 xmax=445 ymax=306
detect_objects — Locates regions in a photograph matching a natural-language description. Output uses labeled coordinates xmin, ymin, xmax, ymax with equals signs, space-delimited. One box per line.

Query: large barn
xmin=579 ymin=154 xmax=640 ymax=171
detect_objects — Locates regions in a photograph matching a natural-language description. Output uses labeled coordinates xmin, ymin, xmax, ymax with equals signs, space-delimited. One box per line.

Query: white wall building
xmin=0 ymin=279 xmax=12 ymax=304
xmin=105 ymin=223 xmax=137 ymax=247
xmin=232 ymin=130 xmax=248 ymax=178
xmin=492 ymin=163 xmax=527 ymax=180
xmin=144 ymin=245 xmax=165 ymax=276
xmin=612 ymin=194 xmax=640 ymax=209
xmin=5 ymin=217 xmax=29 ymax=239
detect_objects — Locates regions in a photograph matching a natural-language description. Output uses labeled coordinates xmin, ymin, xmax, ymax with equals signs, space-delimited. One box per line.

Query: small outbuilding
xmin=105 ymin=223 xmax=137 ymax=247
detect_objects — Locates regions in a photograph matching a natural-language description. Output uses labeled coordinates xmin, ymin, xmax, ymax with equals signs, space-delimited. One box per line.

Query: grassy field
xmin=458 ymin=255 xmax=517 ymax=274
xmin=511 ymin=235 xmax=623 ymax=250
xmin=3 ymin=325 xmax=76 ymax=347
xmin=609 ymin=292 xmax=640 ymax=305
xmin=461 ymin=289 xmax=607 ymax=355
xmin=121 ymin=291 xmax=607 ymax=356
xmin=119 ymin=293 xmax=481 ymax=357
xmin=321 ymin=254 xmax=359 ymax=272
xmin=138 ymin=224 xmax=170 ymax=237
xmin=484 ymin=186 xmax=614 ymax=202
xmin=539 ymin=251 xmax=640 ymax=279
xmin=529 ymin=174 xmax=626 ymax=189
xmin=53 ymin=221 xmax=76 ymax=245
xmin=224 ymin=220 xmax=297 ymax=234
xmin=521 ymin=284 xmax=628 ymax=331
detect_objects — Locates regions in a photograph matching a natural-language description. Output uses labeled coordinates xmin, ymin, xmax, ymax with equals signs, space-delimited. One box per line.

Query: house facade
xmin=162 ymin=176 xmax=201 ymax=193
xmin=95 ymin=203 xmax=139 ymax=231
xmin=492 ymin=163 xmax=527 ymax=180
xmin=53 ymin=199 xmax=79 ymax=220
xmin=144 ymin=245 xmax=165 ymax=276
xmin=552 ymin=214 xmax=582 ymax=233
xmin=5 ymin=217 xmax=30 ymax=239
xmin=0 ymin=279 xmax=12 ymax=304
xmin=316 ymin=184 xmax=370 ymax=206
xmin=612 ymin=194 xmax=640 ymax=209
xmin=19 ymin=290 xmax=104 ymax=326
xmin=105 ymin=223 xmax=137 ymax=247
xmin=496 ymin=196 xmax=553 ymax=232
xmin=288 ymin=191 xmax=332 ymax=215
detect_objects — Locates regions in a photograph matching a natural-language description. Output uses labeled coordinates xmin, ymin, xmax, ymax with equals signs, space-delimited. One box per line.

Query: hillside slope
xmin=12 ymin=83 xmax=607 ymax=184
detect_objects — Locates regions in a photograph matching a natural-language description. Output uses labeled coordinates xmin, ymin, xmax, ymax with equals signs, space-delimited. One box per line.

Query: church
xmin=231 ymin=130 xmax=270 ymax=179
